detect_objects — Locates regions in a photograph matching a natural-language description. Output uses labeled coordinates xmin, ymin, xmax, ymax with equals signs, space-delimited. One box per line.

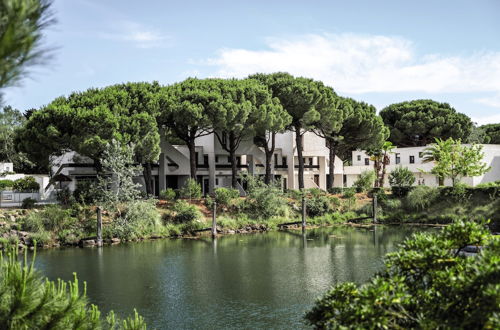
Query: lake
xmin=33 ymin=225 xmax=430 ymax=329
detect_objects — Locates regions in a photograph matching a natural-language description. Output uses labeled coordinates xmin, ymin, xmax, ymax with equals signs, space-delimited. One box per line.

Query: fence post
xmin=372 ymin=194 xmax=377 ymax=224
xmin=212 ymin=201 xmax=217 ymax=238
xmin=302 ymin=195 xmax=307 ymax=232
xmin=96 ymin=206 xmax=103 ymax=247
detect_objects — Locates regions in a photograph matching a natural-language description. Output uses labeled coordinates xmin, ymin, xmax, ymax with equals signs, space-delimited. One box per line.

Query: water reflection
xmin=33 ymin=225 xmax=430 ymax=329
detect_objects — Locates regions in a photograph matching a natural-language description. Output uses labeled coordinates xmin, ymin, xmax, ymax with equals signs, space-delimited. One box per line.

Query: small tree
xmin=389 ymin=167 xmax=415 ymax=196
xmin=423 ymin=138 xmax=490 ymax=187
xmin=12 ymin=176 xmax=39 ymax=192
xmin=367 ymin=141 xmax=395 ymax=188
xmin=179 ymin=178 xmax=202 ymax=200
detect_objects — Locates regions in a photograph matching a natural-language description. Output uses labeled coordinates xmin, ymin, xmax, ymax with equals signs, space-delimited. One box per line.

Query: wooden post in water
xmin=96 ymin=206 xmax=103 ymax=247
xmin=212 ymin=201 xmax=217 ymax=238
xmin=301 ymin=195 xmax=306 ymax=232
xmin=372 ymin=194 xmax=377 ymax=224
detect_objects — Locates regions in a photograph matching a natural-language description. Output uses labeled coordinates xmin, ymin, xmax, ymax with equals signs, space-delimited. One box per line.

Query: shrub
xmin=179 ymin=178 xmax=202 ymax=199
xmin=107 ymin=200 xmax=162 ymax=240
xmin=342 ymin=188 xmax=356 ymax=199
xmin=328 ymin=187 xmax=344 ymax=194
xmin=389 ymin=167 xmax=415 ymax=197
xmin=404 ymin=186 xmax=440 ymax=211
xmin=440 ymin=182 xmax=471 ymax=202
xmin=12 ymin=176 xmax=40 ymax=192
xmin=30 ymin=230 xmax=52 ymax=246
xmin=306 ymin=195 xmax=332 ymax=217
xmin=353 ymin=170 xmax=375 ymax=193
xmin=159 ymin=188 xmax=177 ymax=201
xmin=20 ymin=205 xmax=77 ymax=233
xmin=171 ymin=200 xmax=201 ymax=224
xmin=214 ymin=187 xmax=239 ymax=209
xmin=21 ymin=197 xmax=37 ymax=209
xmin=0 ymin=179 xmax=13 ymax=190
xmin=305 ymin=220 xmax=499 ymax=329
xmin=73 ymin=180 xmax=97 ymax=204
xmin=56 ymin=187 xmax=74 ymax=206
xmin=0 ymin=247 xmax=146 ymax=329
xmin=244 ymin=178 xmax=288 ymax=219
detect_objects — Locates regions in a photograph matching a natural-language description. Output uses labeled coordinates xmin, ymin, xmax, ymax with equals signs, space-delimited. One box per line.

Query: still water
xmin=33 ymin=226 xmax=429 ymax=329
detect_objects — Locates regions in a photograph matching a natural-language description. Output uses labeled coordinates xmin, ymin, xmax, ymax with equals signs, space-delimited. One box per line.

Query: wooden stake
xmin=302 ymin=195 xmax=307 ymax=232
xmin=372 ymin=194 xmax=377 ymax=224
xmin=212 ymin=201 xmax=217 ymax=238
xmin=96 ymin=206 xmax=103 ymax=247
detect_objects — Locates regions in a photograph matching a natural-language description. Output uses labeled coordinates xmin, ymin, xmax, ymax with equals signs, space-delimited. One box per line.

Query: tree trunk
xmin=142 ymin=162 xmax=153 ymax=196
xmin=295 ymin=124 xmax=304 ymax=190
xmin=327 ymin=139 xmax=335 ymax=190
xmin=264 ymin=133 xmax=276 ymax=185
xmin=188 ymin=139 xmax=197 ymax=179
xmin=229 ymin=132 xmax=238 ymax=189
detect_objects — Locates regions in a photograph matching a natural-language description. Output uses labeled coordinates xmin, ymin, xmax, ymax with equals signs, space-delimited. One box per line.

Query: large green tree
xmin=158 ymin=78 xmax=218 ymax=179
xmin=16 ymin=82 xmax=161 ymax=194
xmin=479 ymin=123 xmax=500 ymax=144
xmin=380 ymin=99 xmax=473 ymax=147
xmin=250 ymin=72 xmax=327 ymax=190
xmin=207 ymin=78 xmax=273 ymax=189
xmin=0 ymin=0 xmax=55 ymax=103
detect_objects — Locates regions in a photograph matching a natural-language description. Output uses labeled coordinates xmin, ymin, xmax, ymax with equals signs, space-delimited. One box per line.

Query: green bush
xmin=12 ymin=176 xmax=40 ymax=192
xmin=214 ymin=187 xmax=239 ymax=209
xmin=440 ymin=183 xmax=471 ymax=202
xmin=179 ymin=178 xmax=202 ymax=199
xmin=306 ymin=195 xmax=332 ymax=217
xmin=171 ymin=200 xmax=201 ymax=224
xmin=243 ymin=177 xmax=289 ymax=219
xmin=0 ymin=247 xmax=146 ymax=329
xmin=305 ymin=220 xmax=499 ymax=329
xmin=404 ymin=186 xmax=440 ymax=211
xmin=20 ymin=206 xmax=77 ymax=233
xmin=72 ymin=180 xmax=97 ymax=204
xmin=389 ymin=167 xmax=415 ymax=197
xmin=30 ymin=230 xmax=52 ymax=246
xmin=56 ymin=187 xmax=74 ymax=205
xmin=107 ymin=200 xmax=162 ymax=240
xmin=342 ymin=188 xmax=356 ymax=199
xmin=328 ymin=187 xmax=344 ymax=194
xmin=353 ymin=170 xmax=375 ymax=193
xmin=21 ymin=197 xmax=37 ymax=209
xmin=159 ymin=188 xmax=177 ymax=201
xmin=0 ymin=179 xmax=13 ymax=189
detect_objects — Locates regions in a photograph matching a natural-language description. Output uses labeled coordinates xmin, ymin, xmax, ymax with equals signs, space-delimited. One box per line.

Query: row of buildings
xmin=47 ymin=131 xmax=500 ymax=197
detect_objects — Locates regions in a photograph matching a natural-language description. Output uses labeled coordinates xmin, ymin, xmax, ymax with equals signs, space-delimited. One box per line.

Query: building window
xmin=419 ymin=152 xmax=423 ymax=158
xmin=215 ymin=178 xmax=219 ymax=185
xmin=236 ymin=156 xmax=241 ymax=166
xmin=282 ymin=156 xmax=287 ymax=166
xmin=195 ymin=152 xmax=199 ymax=163
xmin=395 ymin=153 xmax=401 ymax=164
xmin=357 ymin=155 xmax=361 ymax=161
xmin=364 ymin=158 xmax=369 ymax=165
xmin=274 ymin=154 xmax=278 ymax=165
xmin=409 ymin=155 xmax=415 ymax=164
xmin=221 ymin=132 xmax=227 ymax=147
xmin=227 ymin=156 xmax=231 ymax=163
xmin=309 ymin=158 xmax=313 ymax=166
xmin=215 ymin=155 xmax=219 ymax=163
xmin=203 ymin=155 xmax=208 ymax=165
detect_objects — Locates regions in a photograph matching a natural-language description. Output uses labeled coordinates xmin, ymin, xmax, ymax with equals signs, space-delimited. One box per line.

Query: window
xmin=395 ymin=153 xmax=401 ymax=164
xmin=215 ymin=178 xmax=219 ymax=185
xmin=227 ymin=156 xmax=230 ymax=163
xmin=215 ymin=156 xmax=219 ymax=163
xmin=195 ymin=152 xmax=199 ymax=163
xmin=203 ymin=155 xmax=208 ymax=165
xmin=364 ymin=158 xmax=369 ymax=165
xmin=357 ymin=155 xmax=361 ymax=161
xmin=282 ymin=156 xmax=287 ymax=166
xmin=274 ymin=154 xmax=278 ymax=165
xmin=221 ymin=132 xmax=227 ymax=146
xmin=409 ymin=155 xmax=415 ymax=164
xmin=236 ymin=156 xmax=241 ymax=166
xmin=309 ymin=158 xmax=313 ymax=166
xmin=419 ymin=152 xmax=423 ymax=158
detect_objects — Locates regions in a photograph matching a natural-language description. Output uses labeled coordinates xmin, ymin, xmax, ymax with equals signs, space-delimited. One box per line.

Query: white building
xmin=344 ymin=144 xmax=500 ymax=187
xmin=50 ymin=131 xmax=344 ymax=196
xmin=0 ymin=162 xmax=13 ymax=173
xmin=0 ymin=162 xmax=51 ymax=205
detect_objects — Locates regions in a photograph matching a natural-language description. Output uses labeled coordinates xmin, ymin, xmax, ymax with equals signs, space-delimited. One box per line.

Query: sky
xmin=3 ymin=0 xmax=500 ymax=124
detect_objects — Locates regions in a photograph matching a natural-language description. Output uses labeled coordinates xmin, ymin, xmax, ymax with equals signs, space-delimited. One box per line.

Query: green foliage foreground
xmin=305 ymin=220 xmax=500 ymax=329
xmin=0 ymin=247 xmax=146 ymax=329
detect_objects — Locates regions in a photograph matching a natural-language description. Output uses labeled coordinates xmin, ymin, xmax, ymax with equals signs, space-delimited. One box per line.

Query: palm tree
xmin=367 ymin=141 xmax=394 ymax=188
xmin=422 ymin=138 xmax=453 ymax=186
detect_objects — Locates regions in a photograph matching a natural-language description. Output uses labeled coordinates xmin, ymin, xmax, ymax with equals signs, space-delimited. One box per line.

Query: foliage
xmin=21 ymin=197 xmax=36 ymax=209
xmin=342 ymin=188 xmax=356 ymax=199
xmin=106 ymin=199 xmax=161 ymax=240
xmin=56 ymin=187 xmax=73 ymax=205
xmin=0 ymin=0 xmax=55 ymax=101
xmin=72 ymin=180 xmax=97 ymax=204
xmin=0 ymin=179 xmax=13 ymax=189
xmin=305 ymin=194 xmax=332 ymax=217
xmin=170 ymin=200 xmax=201 ymax=224
xmin=367 ymin=141 xmax=395 ymax=188
xmin=353 ymin=170 xmax=375 ymax=193
xmin=389 ymin=167 xmax=415 ymax=197
xmin=179 ymin=178 xmax=202 ymax=199
xmin=423 ymin=138 xmax=490 ymax=186
xmin=242 ymin=175 xmax=289 ymax=219
xmin=380 ymin=99 xmax=473 ymax=147
xmin=0 ymin=247 xmax=146 ymax=329
xmin=305 ymin=220 xmax=499 ymax=329
xmin=479 ymin=123 xmax=500 ymax=144
xmin=404 ymin=186 xmax=440 ymax=211
xmin=159 ymin=188 xmax=176 ymax=201
xmin=12 ymin=176 xmax=39 ymax=191
xmin=214 ymin=187 xmax=239 ymax=209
